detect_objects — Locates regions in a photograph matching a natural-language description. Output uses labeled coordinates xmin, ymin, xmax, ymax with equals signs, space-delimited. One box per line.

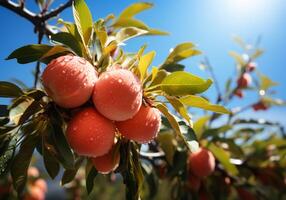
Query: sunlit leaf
xmin=157 ymin=131 xmax=177 ymax=165
xmin=166 ymin=96 xmax=191 ymax=125
xmin=180 ymin=95 xmax=230 ymax=114
xmin=208 ymin=143 xmax=238 ymax=176
xmin=116 ymin=27 xmax=147 ymax=43
xmin=145 ymin=29 xmax=169 ymax=36
xmin=163 ymin=42 xmax=201 ymax=65
xmin=193 ymin=116 xmax=210 ymax=140
xmin=160 ymin=63 xmax=185 ymax=72
xmin=229 ymin=51 xmax=245 ymax=66
xmin=138 ymin=51 xmax=156 ymax=80
xmin=251 ymin=48 xmax=264 ymax=59
xmin=119 ymin=2 xmax=153 ymax=18
xmin=259 ymin=73 xmax=278 ymax=91
xmin=113 ymin=18 xmax=149 ymax=30
xmin=159 ymin=72 xmax=213 ymax=96
xmin=72 ymin=0 xmax=93 ymax=45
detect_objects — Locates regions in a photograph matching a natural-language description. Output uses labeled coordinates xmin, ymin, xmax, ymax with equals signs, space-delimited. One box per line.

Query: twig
xmin=43 ymin=0 xmax=73 ymax=21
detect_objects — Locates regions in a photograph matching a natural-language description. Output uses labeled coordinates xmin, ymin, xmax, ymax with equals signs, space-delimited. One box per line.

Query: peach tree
xmin=0 ymin=0 xmax=285 ymax=200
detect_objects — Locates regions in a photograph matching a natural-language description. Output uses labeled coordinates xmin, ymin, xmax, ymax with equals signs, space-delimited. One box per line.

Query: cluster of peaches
xmin=235 ymin=62 xmax=268 ymax=111
xmin=41 ymin=55 xmax=161 ymax=174
xmin=187 ymin=148 xmax=215 ymax=191
xmin=24 ymin=167 xmax=48 ymax=200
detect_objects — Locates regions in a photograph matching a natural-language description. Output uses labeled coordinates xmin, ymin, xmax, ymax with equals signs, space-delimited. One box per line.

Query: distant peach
xmin=24 ymin=186 xmax=45 ymax=200
xmin=33 ymin=179 xmax=47 ymax=193
xmin=187 ymin=174 xmax=201 ymax=191
xmin=66 ymin=107 xmax=115 ymax=157
xmin=237 ymin=188 xmax=257 ymax=200
xmin=28 ymin=167 xmax=39 ymax=178
xmin=246 ymin=62 xmax=257 ymax=72
xmin=252 ymin=101 xmax=268 ymax=111
xmin=188 ymin=148 xmax=215 ymax=177
xmin=93 ymin=68 xmax=142 ymax=121
xmin=42 ymin=55 xmax=98 ymax=108
xmin=116 ymin=105 xmax=161 ymax=143
xmin=91 ymin=146 xmax=120 ymax=174
xmin=237 ymin=73 xmax=251 ymax=88
xmin=234 ymin=89 xmax=244 ymax=98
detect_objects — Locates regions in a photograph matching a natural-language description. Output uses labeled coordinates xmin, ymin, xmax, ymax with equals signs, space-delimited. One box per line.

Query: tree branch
xmin=43 ymin=0 xmax=73 ymax=21
xmin=0 ymin=0 xmax=38 ymax=25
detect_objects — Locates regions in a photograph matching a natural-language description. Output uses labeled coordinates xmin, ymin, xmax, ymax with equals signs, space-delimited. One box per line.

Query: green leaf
xmin=155 ymin=103 xmax=180 ymax=136
xmin=160 ymin=63 xmax=185 ymax=72
xmin=157 ymin=131 xmax=177 ymax=165
xmin=208 ymin=143 xmax=239 ymax=176
xmin=202 ymin=125 xmax=232 ymax=138
xmin=6 ymin=44 xmax=53 ymax=64
xmin=0 ymin=81 xmax=23 ymax=98
xmin=193 ymin=116 xmax=210 ymax=140
xmin=159 ymin=72 xmax=213 ymax=96
xmin=61 ymin=157 xmax=83 ymax=185
xmin=180 ymin=95 xmax=230 ymax=114
xmin=18 ymin=100 xmax=43 ymax=125
xmin=163 ymin=42 xmax=201 ymax=65
xmin=9 ymin=99 xmax=33 ymax=125
xmin=43 ymin=131 xmax=60 ymax=179
xmin=229 ymin=51 xmax=245 ymax=66
xmin=113 ymin=18 xmax=149 ymax=30
xmin=166 ymin=96 xmax=191 ymax=125
xmin=72 ymin=0 xmax=93 ymax=45
xmin=116 ymin=27 xmax=148 ymax=43
xmin=138 ymin=51 xmax=156 ymax=80
xmin=259 ymin=73 xmax=278 ymax=91
xmin=250 ymin=48 xmax=264 ymax=59
xmin=51 ymin=32 xmax=83 ymax=56
xmin=145 ymin=29 xmax=169 ymax=36
xmin=40 ymin=45 xmax=71 ymax=60
xmin=11 ymin=135 xmax=39 ymax=193
xmin=0 ymin=137 xmax=16 ymax=176
xmin=86 ymin=167 xmax=98 ymax=194
xmin=148 ymin=70 xmax=168 ymax=87
xmin=119 ymin=2 xmax=153 ymax=18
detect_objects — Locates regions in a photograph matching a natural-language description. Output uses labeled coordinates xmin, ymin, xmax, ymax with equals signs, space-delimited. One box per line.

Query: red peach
xmin=246 ymin=62 xmax=257 ymax=72
xmin=28 ymin=167 xmax=39 ymax=178
xmin=33 ymin=179 xmax=47 ymax=193
xmin=234 ymin=89 xmax=244 ymax=98
xmin=116 ymin=105 xmax=161 ymax=143
xmin=42 ymin=55 xmax=98 ymax=108
xmin=237 ymin=188 xmax=257 ymax=200
xmin=252 ymin=101 xmax=268 ymax=111
xmin=24 ymin=186 xmax=45 ymax=200
xmin=66 ymin=107 xmax=115 ymax=157
xmin=91 ymin=146 xmax=120 ymax=174
xmin=188 ymin=148 xmax=215 ymax=177
xmin=93 ymin=68 xmax=142 ymax=121
xmin=237 ymin=73 xmax=252 ymax=88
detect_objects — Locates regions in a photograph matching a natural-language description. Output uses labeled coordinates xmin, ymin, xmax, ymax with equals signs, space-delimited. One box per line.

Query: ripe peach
xmin=237 ymin=73 xmax=251 ymax=88
xmin=234 ymin=89 xmax=244 ymax=98
xmin=93 ymin=68 xmax=142 ymax=121
xmin=66 ymin=107 xmax=115 ymax=157
xmin=28 ymin=167 xmax=39 ymax=178
xmin=116 ymin=105 xmax=161 ymax=143
xmin=24 ymin=186 xmax=45 ymax=200
xmin=188 ymin=148 xmax=215 ymax=177
xmin=246 ymin=62 xmax=257 ymax=72
xmin=91 ymin=146 xmax=120 ymax=174
xmin=33 ymin=179 xmax=47 ymax=193
xmin=252 ymin=101 xmax=268 ymax=111
xmin=42 ymin=55 xmax=98 ymax=108
xmin=187 ymin=174 xmax=201 ymax=191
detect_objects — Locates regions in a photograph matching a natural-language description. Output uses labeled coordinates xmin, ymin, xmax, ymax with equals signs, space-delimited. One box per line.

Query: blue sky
xmin=0 ymin=0 xmax=285 ymax=125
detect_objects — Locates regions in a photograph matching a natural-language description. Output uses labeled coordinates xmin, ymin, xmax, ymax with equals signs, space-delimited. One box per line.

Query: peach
xmin=28 ymin=167 xmax=39 ymax=178
xmin=234 ymin=89 xmax=244 ymax=98
xmin=66 ymin=107 xmax=115 ymax=157
xmin=24 ymin=186 xmax=45 ymax=200
xmin=237 ymin=73 xmax=251 ymax=88
xmin=188 ymin=148 xmax=215 ymax=177
xmin=246 ymin=62 xmax=257 ymax=72
xmin=42 ymin=55 xmax=98 ymax=108
xmin=116 ymin=105 xmax=161 ymax=143
xmin=252 ymin=101 xmax=268 ymax=111
xmin=91 ymin=146 xmax=120 ymax=174
xmin=93 ymin=68 xmax=142 ymax=121
xmin=33 ymin=179 xmax=47 ymax=193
